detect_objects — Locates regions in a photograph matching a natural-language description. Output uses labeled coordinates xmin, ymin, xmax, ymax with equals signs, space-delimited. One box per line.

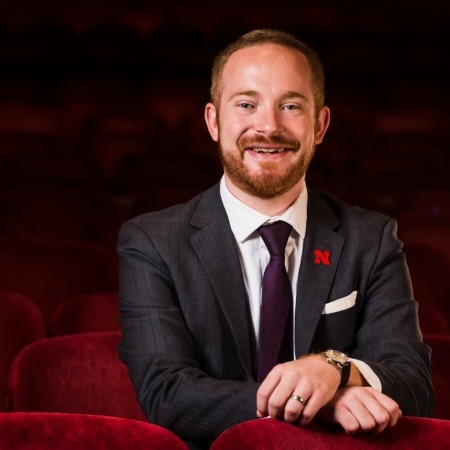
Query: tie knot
xmin=258 ymin=221 xmax=292 ymax=256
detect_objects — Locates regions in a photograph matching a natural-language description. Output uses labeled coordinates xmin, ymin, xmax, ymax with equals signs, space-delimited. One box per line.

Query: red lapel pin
xmin=314 ymin=249 xmax=331 ymax=265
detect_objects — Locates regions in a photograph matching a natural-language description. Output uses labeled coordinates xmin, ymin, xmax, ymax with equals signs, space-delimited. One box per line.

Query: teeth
xmin=254 ymin=148 xmax=285 ymax=154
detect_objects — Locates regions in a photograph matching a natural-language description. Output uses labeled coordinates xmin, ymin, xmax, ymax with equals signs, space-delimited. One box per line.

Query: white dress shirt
xmin=220 ymin=176 xmax=306 ymax=348
xmin=220 ymin=176 xmax=381 ymax=391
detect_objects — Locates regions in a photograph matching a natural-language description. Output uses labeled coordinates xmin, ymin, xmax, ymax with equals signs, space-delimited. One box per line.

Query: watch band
xmin=338 ymin=360 xmax=351 ymax=387
xmin=322 ymin=350 xmax=351 ymax=387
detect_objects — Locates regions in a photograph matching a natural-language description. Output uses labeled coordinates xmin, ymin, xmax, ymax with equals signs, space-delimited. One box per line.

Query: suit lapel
xmin=190 ymin=185 xmax=257 ymax=378
xmin=294 ymin=190 xmax=345 ymax=355
xmin=188 ymin=186 xmax=345 ymax=369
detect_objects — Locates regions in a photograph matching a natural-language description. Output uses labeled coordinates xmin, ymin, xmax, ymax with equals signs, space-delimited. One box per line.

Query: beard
xmin=217 ymin=133 xmax=316 ymax=199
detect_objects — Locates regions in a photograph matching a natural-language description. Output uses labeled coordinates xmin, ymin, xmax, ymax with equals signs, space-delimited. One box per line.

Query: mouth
xmin=252 ymin=147 xmax=288 ymax=154
xmin=240 ymin=136 xmax=299 ymax=155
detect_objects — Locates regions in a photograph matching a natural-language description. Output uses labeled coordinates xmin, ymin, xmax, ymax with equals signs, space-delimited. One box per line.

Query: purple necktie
xmin=257 ymin=221 xmax=294 ymax=381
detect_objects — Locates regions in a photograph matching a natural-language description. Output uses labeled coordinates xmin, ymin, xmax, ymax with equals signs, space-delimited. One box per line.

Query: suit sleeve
xmin=116 ymin=219 xmax=258 ymax=445
xmin=352 ymin=218 xmax=434 ymax=416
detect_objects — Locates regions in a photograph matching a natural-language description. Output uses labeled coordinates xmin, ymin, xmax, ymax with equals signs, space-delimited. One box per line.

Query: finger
xmin=335 ymin=406 xmax=362 ymax=434
xmin=256 ymin=368 xmax=282 ymax=417
xmin=257 ymin=365 xmax=304 ymax=419
xmin=315 ymin=395 xmax=362 ymax=434
xmin=370 ymin=392 xmax=402 ymax=429
xmin=373 ymin=392 xmax=402 ymax=417
xmin=345 ymin=391 xmax=395 ymax=433
xmin=296 ymin=392 xmax=323 ymax=426
xmin=284 ymin=394 xmax=308 ymax=423
xmin=266 ymin=384 xmax=298 ymax=419
xmin=256 ymin=409 xmax=267 ymax=418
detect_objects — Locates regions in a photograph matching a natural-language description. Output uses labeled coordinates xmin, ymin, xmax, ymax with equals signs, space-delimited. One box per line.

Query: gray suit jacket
xmin=117 ymin=183 xmax=433 ymax=447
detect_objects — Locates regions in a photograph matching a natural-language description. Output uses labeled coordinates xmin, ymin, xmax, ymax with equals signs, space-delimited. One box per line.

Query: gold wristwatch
xmin=322 ymin=349 xmax=351 ymax=387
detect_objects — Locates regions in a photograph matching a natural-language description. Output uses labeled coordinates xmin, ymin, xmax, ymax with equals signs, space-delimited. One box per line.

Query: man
xmin=117 ymin=29 xmax=433 ymax=449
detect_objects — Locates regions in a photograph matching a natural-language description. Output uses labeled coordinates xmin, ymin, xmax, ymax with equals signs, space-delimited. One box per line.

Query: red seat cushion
xmin=211 ymin=416 xmax=450 ymax=449
xmin=0 ymin=412 xmax=188 ymax=450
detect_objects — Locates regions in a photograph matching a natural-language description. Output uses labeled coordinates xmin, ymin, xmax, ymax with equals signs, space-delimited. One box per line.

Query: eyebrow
xmin=228 ymin=90 xmax=309 ymax=103
xmin=228 ymin=90 xmax=258 ymax=101
xmin=283 ymin=91 xmax=309 ymax=102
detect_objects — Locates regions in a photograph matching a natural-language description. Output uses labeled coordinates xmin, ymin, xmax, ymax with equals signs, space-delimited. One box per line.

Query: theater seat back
xmin=9 ymin=331 xmax=146 ymax=422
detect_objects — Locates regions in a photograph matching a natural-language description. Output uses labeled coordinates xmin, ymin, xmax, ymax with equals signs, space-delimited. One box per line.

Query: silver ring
xmin=290 ymin=394 xmax=306 ymax=406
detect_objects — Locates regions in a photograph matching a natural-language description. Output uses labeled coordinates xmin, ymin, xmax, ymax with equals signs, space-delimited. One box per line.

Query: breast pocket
xmin=310 ymin=291 xmax=358 ymax=353
xmin=322 ymin=291 xmax=357 ymax=315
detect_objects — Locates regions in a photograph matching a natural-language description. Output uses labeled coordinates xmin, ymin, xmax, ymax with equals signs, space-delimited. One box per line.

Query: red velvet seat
xmin=49 ymin=291 xmax=121 ymax=336
xmin=424 ymin=333 xmax=450 ymax=420
xmin=0 ymin=236 xmax=118 ymax=323
xmin=9 ymin=331 xmax=146 ymax=422
xmin=0 ymin=290 xmax=46 ymax=411
xmin=0 ymin=412 xmax=188 ymax=450
xmin=211 ymin=416 xmax=450 ymax=449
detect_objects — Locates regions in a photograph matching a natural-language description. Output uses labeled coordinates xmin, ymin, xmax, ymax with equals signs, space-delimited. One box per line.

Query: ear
xmin=204 ymin=102 xmax=219 ymax=142
xmin=315 ymin=106 xmax=331 ymax=144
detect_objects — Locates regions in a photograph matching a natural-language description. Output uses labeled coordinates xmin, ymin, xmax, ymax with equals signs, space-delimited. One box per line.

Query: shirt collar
xmin=220 ymin=176 xmax=307 ymax=243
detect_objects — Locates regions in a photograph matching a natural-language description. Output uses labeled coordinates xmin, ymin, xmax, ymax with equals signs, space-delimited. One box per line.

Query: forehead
xmin=219 ymin=43 xmax=314 ymax=105
xmin=221 ymin=43 xmax=312 ymax=90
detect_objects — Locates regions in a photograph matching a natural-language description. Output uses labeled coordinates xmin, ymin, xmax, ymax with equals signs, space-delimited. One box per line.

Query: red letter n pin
xmin=314 ymin=249 xmax=331 ymax=265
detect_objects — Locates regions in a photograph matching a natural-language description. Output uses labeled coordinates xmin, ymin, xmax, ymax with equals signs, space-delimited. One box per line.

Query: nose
xmin=254 ymin=106 xmax=284 ymax=135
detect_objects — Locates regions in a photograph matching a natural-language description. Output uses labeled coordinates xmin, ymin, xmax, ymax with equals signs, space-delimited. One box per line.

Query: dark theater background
xmin=1 ymin=0 xmax=450 ymax=428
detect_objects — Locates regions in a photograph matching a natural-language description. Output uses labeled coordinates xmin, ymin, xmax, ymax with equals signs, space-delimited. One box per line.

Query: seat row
xmin=0 ymin=236 xmax=118 ymax=322
xmin=1 ymin=330 xmax=450 ymax=448
xmin=0 ymin=412 xmax=188 ymax=450
xmin=1 ymin=289 xmax=450 ymax=417
xmin=0 ymin=226 xmax=449 ymax=417
xmin=1 ymin=224 xmax=449 ymax=333
xmin=1 ymin=412 xmax=449 ymax=450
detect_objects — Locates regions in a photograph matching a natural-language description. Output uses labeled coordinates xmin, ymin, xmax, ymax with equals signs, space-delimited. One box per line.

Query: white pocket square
xmin=322 ymin=291 xmax=357 ymax=315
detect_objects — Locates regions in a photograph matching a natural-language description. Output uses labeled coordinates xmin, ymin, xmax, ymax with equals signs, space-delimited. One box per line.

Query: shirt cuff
xmin=349 ymin=358 xmax=382 ymax=392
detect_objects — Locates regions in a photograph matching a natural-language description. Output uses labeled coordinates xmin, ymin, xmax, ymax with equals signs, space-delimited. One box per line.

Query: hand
xmin=256 ymin=354 xmax=341 ymax=425
xmin=317 ymin=386 xmax=402 ymax=433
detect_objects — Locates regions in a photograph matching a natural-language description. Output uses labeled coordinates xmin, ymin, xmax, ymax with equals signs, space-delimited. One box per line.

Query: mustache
xmin=238 ymin=134 xmax=300 ymax=149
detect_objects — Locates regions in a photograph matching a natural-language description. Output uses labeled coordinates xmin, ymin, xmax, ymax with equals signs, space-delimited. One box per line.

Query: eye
xmin=282 ymin=104 xmax=300 ymax=110
xmin=237 ymin=102 xmax=254 ymax=109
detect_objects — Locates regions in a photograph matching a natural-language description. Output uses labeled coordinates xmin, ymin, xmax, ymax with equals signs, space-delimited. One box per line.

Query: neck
xmin=224 ymin=175 xmax=305 ymax=217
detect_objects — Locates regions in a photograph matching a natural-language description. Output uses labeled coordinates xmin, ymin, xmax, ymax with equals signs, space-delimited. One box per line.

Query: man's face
xmin=205 ymin=43 xmax=329 ymax=199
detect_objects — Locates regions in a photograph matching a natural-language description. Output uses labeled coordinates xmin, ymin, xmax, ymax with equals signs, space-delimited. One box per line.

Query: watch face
xmin=326 ymin=349 xmax=349 ymax=364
